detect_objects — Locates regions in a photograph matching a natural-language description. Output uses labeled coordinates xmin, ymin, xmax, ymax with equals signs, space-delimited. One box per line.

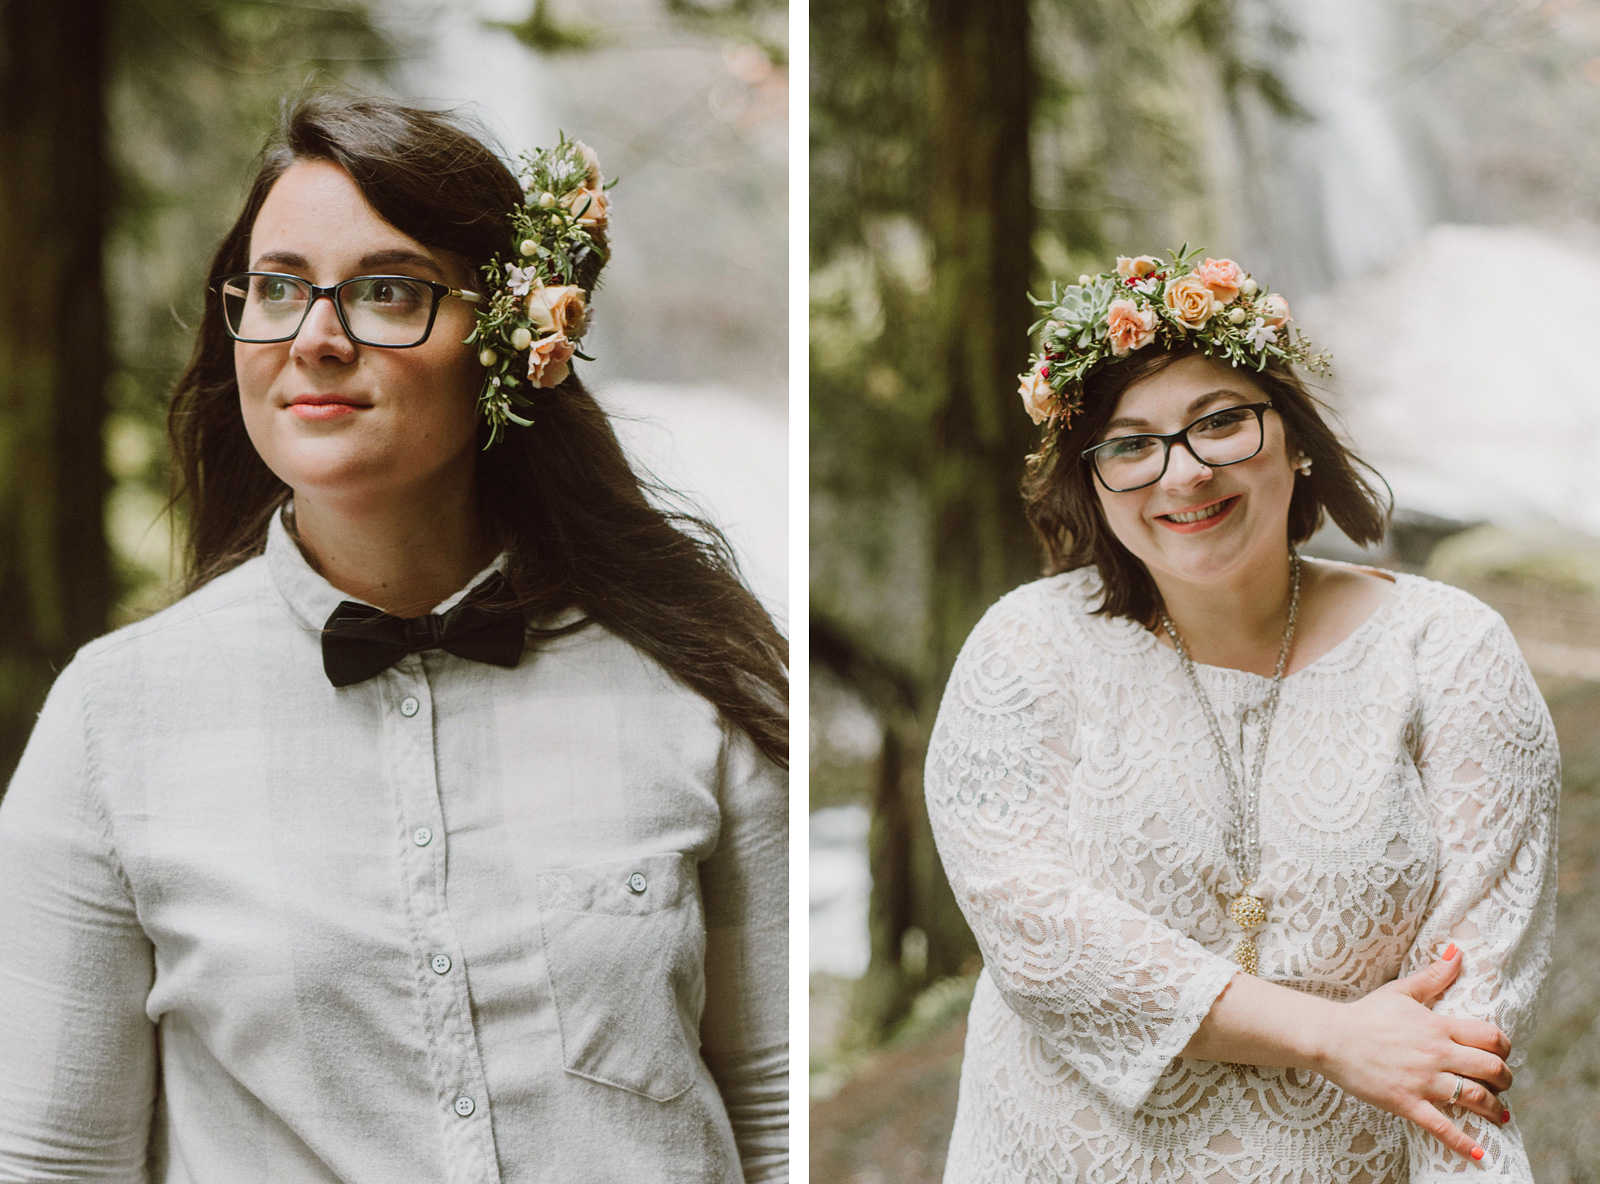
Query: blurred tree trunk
xmin=922 ymin=0 xmax=1037 ymax=967
xmin=852 ymin=0 xmax=1039 ymax=1037
xmin=0 ymin=1 xmax=114 ymax=791
xmin=926 ymin=0 xmax=1039 ymax=669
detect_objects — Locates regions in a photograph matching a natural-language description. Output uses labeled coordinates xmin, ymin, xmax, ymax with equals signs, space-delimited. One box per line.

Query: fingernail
xmin=1501 ymin=1109 xmax=1510 ymax=1123
xmin=1444 ymin=943 xmax=1458 ymax=960
xmin=1471 ymin=1146 xmax=1484 ymax=1161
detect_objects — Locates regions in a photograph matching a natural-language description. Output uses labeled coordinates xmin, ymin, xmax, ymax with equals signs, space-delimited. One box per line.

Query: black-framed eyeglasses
xmin=1081 ymin=402 xmax=1274 ymax=492
xmin=214 ymin=272 xmax=483 ymax=348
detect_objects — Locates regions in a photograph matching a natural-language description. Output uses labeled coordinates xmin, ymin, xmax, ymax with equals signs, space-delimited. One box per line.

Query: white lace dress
xmin=924 ymin=567 xmax=1559 ymax=1184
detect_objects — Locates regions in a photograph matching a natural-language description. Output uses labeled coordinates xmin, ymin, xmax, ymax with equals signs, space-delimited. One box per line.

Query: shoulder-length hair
xmin=1020 ymin=345 xmax=1391 ymax=625
xmin=168 ymin=91 xmax=787 ymax=767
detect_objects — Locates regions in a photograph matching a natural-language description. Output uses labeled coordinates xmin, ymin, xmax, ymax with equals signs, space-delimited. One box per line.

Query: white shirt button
xmin=400 ymin=696 xmax=420 ymax=717
xmin=627 ymin=872 xmax=648 ymax=894
xmin=412 ymin=826 xmax=433 ymax=847
xmin=453 ymin=1095 xmax=475 ymax=1117
xmin=431 ymin=953 xmax=452 ymax=975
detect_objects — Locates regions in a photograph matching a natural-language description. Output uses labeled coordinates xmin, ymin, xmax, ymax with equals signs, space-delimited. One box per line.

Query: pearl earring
xmin=1294 ymin=453 xmax=1313 ymax=476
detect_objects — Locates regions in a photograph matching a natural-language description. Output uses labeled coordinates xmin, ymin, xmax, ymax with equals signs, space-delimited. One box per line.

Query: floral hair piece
xmin=1018 ymin=246 xmax=1330 ymax=452
xmin=465 ymin=135 xmax=612 ymax=447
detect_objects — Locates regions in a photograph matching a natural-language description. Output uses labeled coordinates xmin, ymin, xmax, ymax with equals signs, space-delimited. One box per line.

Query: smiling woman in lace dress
xmin=925 ymin=252 xmax=1557 ymax=1184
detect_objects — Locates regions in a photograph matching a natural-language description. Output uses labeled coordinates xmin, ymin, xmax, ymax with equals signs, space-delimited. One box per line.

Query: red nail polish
xmin=1471 ymin=1146 xmax=1484 ymax=1161
xmin=1501 ymin=1110 xmax=1510 ymax=1123
xmin=1444 ymin=943 xmax=1458 ymax=960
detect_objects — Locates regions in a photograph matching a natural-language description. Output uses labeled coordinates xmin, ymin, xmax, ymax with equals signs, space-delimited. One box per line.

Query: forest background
xmin=0 ymin=0 xmax=787 ymax=789
xmin=810 ymin=1 xmax=1600 ymax=1180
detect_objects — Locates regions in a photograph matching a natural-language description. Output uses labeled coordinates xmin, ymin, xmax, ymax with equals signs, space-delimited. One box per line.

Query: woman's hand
xmin=1315 ymin=945 xmax=1512 ymax=1163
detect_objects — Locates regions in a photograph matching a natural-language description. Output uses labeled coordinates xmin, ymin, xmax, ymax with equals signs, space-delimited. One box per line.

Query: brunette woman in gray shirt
xmin=0 ymin=92 xmax=787 ymax=1183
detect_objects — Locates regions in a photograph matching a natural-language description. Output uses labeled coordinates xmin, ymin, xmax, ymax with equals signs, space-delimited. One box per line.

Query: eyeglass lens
xmin=220 ymin=274 xmax=437 ymax=346
xmin=1092 ymin=406 xmax=1264 ymax=491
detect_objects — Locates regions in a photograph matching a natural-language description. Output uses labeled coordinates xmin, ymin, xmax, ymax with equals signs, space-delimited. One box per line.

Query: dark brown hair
xmin=168 ymin=91 xmax=787 ymax=767
xmin=1021 ymin=346 xmax=1390 ymax=625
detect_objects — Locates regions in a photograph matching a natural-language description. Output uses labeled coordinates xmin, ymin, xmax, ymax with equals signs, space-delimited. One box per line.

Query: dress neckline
xmin=1073 ymin=565 xmax=1407 ymax=683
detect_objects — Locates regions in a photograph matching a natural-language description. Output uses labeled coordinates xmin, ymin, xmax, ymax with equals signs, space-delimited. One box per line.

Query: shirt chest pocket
xmin=537 ymin=851 xmax=707 ymax=1102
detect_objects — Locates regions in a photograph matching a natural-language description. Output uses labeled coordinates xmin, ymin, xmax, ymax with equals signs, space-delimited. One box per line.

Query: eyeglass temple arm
xmin=450 ymin=288 xmax=484 ymax=304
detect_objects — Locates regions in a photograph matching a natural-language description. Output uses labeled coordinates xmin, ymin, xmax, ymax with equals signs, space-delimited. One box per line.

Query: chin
xmin=260 ymin=435 xmax=394 ymax=499
xmin=1143 ymin=531 xmax=1259 ymax=581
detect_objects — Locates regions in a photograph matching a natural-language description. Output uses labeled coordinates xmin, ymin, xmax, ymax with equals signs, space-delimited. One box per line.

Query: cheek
xmin=233 ymin=342 xmax=277 ymax=404
xmin=432 ymin=344 xmax=485 ymax=427
xmin=1094 ymin=488 xmax=1152 ymax=553
xmin=234 ymin=344 xmax=284 ymax=453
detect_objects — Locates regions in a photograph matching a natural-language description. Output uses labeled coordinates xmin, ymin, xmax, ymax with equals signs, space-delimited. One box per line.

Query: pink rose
xmin=1260 ymin=293 xmax=1291 ymax=327
xmin=1194 ymin=257 xmax=1245 ymax=303
xmin=1116 ymin=255 xmax=1162 ymax=280
xmin=527 ymin=332 xmax=576 ymax=388
xmin=1106 ymin=298 xmax=1158 ymax=356
xmin=1018 ymin=367 xmax=1055 ymax=424
xmin=562 ymin=185 xmax=610 ymax=233
xmin=526 ymin=284 xmax=588 ymax=338
xmin=1163 ymin=274 xmax=1217 ymax=331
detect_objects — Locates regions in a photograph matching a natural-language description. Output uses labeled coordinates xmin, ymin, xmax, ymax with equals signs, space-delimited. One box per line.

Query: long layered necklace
xmin=1158 ymin=553 xmax=1301 ymax=975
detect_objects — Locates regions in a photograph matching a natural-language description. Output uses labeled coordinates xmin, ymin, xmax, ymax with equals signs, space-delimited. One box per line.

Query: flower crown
xmin=465 ymin=135 xmax=612 ymax=447
xmin=1019 ymin=246 xmax=1330 ymax=449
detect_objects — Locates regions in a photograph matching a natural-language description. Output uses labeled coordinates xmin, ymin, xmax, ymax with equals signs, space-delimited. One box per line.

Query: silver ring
xmin=1449 ymin=1074 xmax=1464 ymax=1105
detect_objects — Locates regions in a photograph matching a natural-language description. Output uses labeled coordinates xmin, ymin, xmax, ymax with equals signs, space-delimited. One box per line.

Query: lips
xmin=286 ymin=394 xmax=369 ymax=421
xmin=1154 ymin=494 xmax=1239 ymax=533
xmin=287 ymin=394 xmax=367 ymax=407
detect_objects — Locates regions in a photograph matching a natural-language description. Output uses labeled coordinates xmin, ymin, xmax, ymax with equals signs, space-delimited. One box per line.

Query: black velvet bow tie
xmin=321 ymin=572 xmax=525 ymax=688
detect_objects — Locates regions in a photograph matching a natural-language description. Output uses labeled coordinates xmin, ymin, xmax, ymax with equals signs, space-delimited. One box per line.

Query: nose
xmin=289 ymin=292 xmax=356 ymax=364
xmin=1160 ymin=438 xmax=1213 ymax=491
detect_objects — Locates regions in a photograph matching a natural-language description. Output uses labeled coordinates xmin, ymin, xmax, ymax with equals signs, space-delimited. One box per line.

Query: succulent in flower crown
xmin=464 ymin=135 xmax=612 ymax=447
xmin=1019 ymin=246 xmax=1330 ymax=450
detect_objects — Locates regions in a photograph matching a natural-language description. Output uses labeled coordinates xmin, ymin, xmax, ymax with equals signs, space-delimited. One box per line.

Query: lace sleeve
xmin=1402 ymin=604 xmax=1559 ymax=1182
xmin=924 ymin=590 xmax=1240 ymax=1112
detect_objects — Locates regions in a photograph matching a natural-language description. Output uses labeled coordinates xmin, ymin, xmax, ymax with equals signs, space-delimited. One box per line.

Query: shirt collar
xmin=264 ymin=503 xmax=510 ymax=632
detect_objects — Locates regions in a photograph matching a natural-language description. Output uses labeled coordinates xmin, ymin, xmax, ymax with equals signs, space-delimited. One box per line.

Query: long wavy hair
xmin=168 ymin=91 xmax=787 ymax=767
xmin=1021 ymin=346 xmax=1391 ymax=625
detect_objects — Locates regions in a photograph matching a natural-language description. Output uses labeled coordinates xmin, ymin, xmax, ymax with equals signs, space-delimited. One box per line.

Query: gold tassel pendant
xmin=1228 ymin=893 xmax=1267 ymax=975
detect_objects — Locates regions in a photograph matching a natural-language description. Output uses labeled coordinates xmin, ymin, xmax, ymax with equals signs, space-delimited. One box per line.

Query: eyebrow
xmin=250 ymin=249 xmax=446 ymax=279
xmin=1103 ymin=388 xmax=1253 ymax=434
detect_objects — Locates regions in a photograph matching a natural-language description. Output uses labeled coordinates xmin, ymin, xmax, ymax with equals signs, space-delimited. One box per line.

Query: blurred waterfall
xmin=1238 ymin=0 xmax=1429 ymax=297
xmin=1232 ymin=0 xmax=1600 ymax=542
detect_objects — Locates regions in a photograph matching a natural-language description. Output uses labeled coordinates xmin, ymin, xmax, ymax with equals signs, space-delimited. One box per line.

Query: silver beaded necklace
xmin=1157 ymin=551 xmax=1301 ymax=975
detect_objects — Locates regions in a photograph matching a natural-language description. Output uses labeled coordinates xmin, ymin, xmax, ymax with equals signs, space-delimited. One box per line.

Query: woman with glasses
xmin=925 ymin=254 xmax=1555 ymax=1183
xmin=0 ymin=93 xmax=786 ymax=1182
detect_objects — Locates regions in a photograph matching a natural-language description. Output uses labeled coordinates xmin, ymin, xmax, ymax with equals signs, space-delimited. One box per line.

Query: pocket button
xmin=627 ymin=872 xmax=648 ymax=894
xmin=431 ymin=953 xmax=452 ymax=975
xmin=453 ymin=1095 xmax=475 ymax=1117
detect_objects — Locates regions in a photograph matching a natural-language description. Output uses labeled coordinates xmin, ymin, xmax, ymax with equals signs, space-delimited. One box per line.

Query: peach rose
xmin=572 ymin=139 xmax=603 ymax=189
xmin=1163 ymin=273 xmax=1217 ymax=331
xmin=526 ymin=283 xmax=588 ymax=338
xmin=527 ymin=332 xmax=576 ymax=388
xmin=1116 ymin=255 xmax=1162 ymax=280
xmin=1259 ymin=293 xmax=1292 ymax=327
xmin=1018 ymin=367 xmax=1055 ymax=424
xmin=1106 ymin=298 xmax=1158 ymax=356
xmin=1194 ymin=257 xmax=1245 ymax=303
xmin=562 ymin=185 xmax=610 ymax=233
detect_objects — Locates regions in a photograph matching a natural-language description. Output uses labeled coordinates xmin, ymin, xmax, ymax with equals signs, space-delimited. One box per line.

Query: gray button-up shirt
xmin=0 ymin=511 xmax=788 ymax=1183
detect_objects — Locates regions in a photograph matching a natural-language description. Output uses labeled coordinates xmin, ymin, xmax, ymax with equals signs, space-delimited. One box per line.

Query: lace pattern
xmin=925 ymin=568 xmax=1559 ymax=1184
